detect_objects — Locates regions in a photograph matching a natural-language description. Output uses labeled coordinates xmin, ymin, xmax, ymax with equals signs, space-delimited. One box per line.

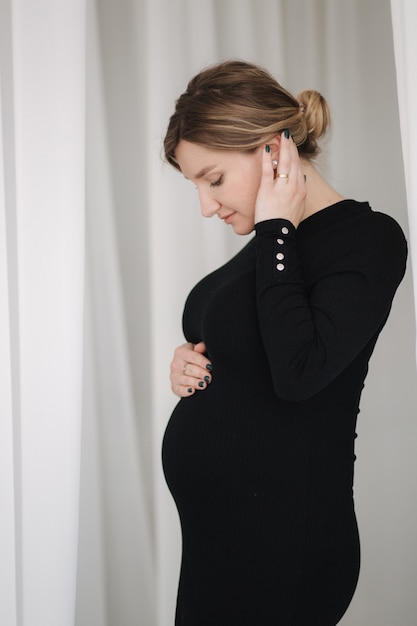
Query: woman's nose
xmin=199 ymin=189 xmax=221 ymax=218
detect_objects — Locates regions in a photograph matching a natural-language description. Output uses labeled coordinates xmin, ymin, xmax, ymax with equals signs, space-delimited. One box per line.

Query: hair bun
xmin=297 ymin=89 xmax=330 ymax=155
xmin=164 ymin=60 xmax=332 ymax=167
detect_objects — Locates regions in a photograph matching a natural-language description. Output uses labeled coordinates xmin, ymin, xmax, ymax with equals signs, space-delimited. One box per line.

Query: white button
xmin=276 ymin=253 xmax=284 ymax=260
xmin=281 ymin=226 xmax=289 ymax=235
xmin=277 ymin=238 xmax=284 ymax=245
xmin=276 ymin=263 xmax=285 ymax=271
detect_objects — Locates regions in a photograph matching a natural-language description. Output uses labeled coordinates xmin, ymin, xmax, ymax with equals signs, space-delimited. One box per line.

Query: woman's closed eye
xmin=210 ymin=175 xmax=223 ymax=188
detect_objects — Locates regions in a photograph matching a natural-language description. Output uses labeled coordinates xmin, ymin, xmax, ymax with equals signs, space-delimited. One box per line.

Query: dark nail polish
xmin=204 ymin=375 xmax=211 ymax=384
xmin=284 ymin=129 xmax=290 ymax=139
xmin=198 ymin=381 xmax=205 ymax=388
xmin=206 ymin=363 xmax=213 ymax=372
xmin=265 ymin=144 xmax=270 ymax=153
xmin=187 ymin=388 xmax=193 ymax=393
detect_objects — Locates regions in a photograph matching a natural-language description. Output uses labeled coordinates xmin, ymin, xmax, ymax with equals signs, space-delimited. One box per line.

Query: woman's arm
xmin=255 ymin=214 xmax=407 ymax=400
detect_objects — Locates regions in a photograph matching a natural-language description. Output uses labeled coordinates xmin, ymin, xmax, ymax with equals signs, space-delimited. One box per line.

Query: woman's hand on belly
xmin=170 ymin=341 xmax=212 ymax=397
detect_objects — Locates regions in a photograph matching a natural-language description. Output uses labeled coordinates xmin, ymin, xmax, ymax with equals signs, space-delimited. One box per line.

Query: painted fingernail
xmin=198 ymin=381 xmax=205 ymax=388
xmin=204 ymin=375 xmax=211 ymax=384
xmin=265 ymin=144 xmax=270 ymax=153
xmin=187 ymin=388 xmax=193 ymax=393
xmin=206 ymin=363 xmax=213 ymax=371
xmin=284 ymin=129 xmax=290 ymax=139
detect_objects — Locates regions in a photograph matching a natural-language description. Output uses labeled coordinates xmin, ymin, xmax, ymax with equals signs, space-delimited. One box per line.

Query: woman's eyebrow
xmin=183 ymin=164 xmax=218 ymax=180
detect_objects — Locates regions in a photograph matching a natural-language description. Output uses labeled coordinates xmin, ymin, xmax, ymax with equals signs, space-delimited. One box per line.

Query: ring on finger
xmin=277 ymin=173 xmax=289 ymax=179
xmin=182 ymin=363 xmax=187 ymax=375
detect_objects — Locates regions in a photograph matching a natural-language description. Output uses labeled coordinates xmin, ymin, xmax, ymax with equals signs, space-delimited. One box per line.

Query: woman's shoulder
xmin=299 ymin=198 xmax=407 ymax=284
xmin=301 ymin=198 xmax=406 ymax=248
xmin=343 ymin=202 xmax=408 ymax=297
xmin=346 ymin=200 xmax=407 ymax=258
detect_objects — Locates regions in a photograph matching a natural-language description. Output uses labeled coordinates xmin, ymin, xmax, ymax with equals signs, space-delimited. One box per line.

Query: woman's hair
xmin=164 ymin=60 xmax=330 ymax=170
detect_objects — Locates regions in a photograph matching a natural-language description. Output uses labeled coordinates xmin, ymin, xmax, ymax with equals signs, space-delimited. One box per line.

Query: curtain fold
xmin=390 ymin=0 xmax=417 ymax=351
xmin=0 ymin=38 xmax=18 ymax=626
xmin=1 ymin=2 xmax=18 ymax=623
xmin=76 ymin=2 xmax=155 ymax=623
xmin=0 ymin=0 xmax=86 ymax=624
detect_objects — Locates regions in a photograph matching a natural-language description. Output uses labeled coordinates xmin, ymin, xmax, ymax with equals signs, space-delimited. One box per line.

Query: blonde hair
xmin=164 ymin=60 xmax=330 ymax=170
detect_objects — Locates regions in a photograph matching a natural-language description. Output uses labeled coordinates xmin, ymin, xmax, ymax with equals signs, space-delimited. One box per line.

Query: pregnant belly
xmin=162 ymin=383 xmax=359 ymax=626
xmin=161 ymin=384 xmax=310 ymax=517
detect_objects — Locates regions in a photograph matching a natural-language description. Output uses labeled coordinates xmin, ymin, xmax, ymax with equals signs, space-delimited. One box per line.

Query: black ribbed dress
xmin=162 ymin=200 xmax=407 ymax=626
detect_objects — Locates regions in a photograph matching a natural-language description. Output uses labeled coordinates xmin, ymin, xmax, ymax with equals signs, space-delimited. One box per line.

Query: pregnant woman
xmin=161 ymin=60 xmax=407 ymax=626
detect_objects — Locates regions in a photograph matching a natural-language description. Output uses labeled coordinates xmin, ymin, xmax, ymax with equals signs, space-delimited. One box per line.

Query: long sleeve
xmin=255 ymin=209 xmax=407 ymax=401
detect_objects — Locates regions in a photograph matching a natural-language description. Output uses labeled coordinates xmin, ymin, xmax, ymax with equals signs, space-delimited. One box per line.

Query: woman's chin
xmin=232 ymin=220 xmax=255 ymax=236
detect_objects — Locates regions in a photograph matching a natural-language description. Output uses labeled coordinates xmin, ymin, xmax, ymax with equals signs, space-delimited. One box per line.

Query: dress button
xmin=276 ymin=263 xmax=285 ymax=271
xmin=276 ymin=253 xmax=284 ymax=260
xmin=281 ymin=226 xmax=289 ymax=235
xmin=276 ymin=238 xmax=284 ymax=245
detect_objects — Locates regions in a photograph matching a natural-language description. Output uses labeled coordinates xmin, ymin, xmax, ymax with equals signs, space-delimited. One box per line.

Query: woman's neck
xmin=301 ymin=159 xmax=345 ymax=222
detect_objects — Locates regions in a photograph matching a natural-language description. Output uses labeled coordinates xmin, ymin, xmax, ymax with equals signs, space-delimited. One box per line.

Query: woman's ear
xmin=268 ymin=135 xmax=281 ymax=161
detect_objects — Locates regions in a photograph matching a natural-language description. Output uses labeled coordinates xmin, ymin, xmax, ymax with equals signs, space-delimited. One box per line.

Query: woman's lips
xmin=222 ymin=212 xmax=237 ymax=224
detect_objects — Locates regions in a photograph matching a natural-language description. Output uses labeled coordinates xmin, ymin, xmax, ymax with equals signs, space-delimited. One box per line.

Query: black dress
xmin=162 ymin=200 xmax=407 ymax=626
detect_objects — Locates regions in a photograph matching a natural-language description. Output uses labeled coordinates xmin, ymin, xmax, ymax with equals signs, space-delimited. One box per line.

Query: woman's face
xmin=175 ymin=140 xmax=264 ymax=235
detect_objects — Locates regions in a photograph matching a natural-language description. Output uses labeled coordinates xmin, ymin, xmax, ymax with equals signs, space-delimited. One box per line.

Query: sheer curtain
xmin=0 ymin=0 xmax=85 ymax=625
xmin=1 ymin=2 xmax=417 ymax=626
xmin=391 ymin=0 xmax=417 ymax=350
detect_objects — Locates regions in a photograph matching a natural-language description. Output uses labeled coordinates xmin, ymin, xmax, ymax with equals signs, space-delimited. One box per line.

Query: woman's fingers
xmin=256 ymin=131 xmax=306 ymax=226
xmin=255 ymin=146 xmax=275 ymax=220
xmin=170 ymin=341 xmax=213 ymax=397
xmin=173 ymin=342 xmax=212 ymax=376
xmin=194 ymin=341 xmax=207 ymax=354
xmin=276 ymin=130 xmax=291 ymax=177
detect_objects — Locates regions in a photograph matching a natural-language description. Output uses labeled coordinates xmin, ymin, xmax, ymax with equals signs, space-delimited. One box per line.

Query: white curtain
xmin=1 ymin=2 xmax=417 ymax=626
xmin=391 ymin=0 xmax=417 ymax=351
xmin=0 ymin=0 xmax=85 ymax=625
